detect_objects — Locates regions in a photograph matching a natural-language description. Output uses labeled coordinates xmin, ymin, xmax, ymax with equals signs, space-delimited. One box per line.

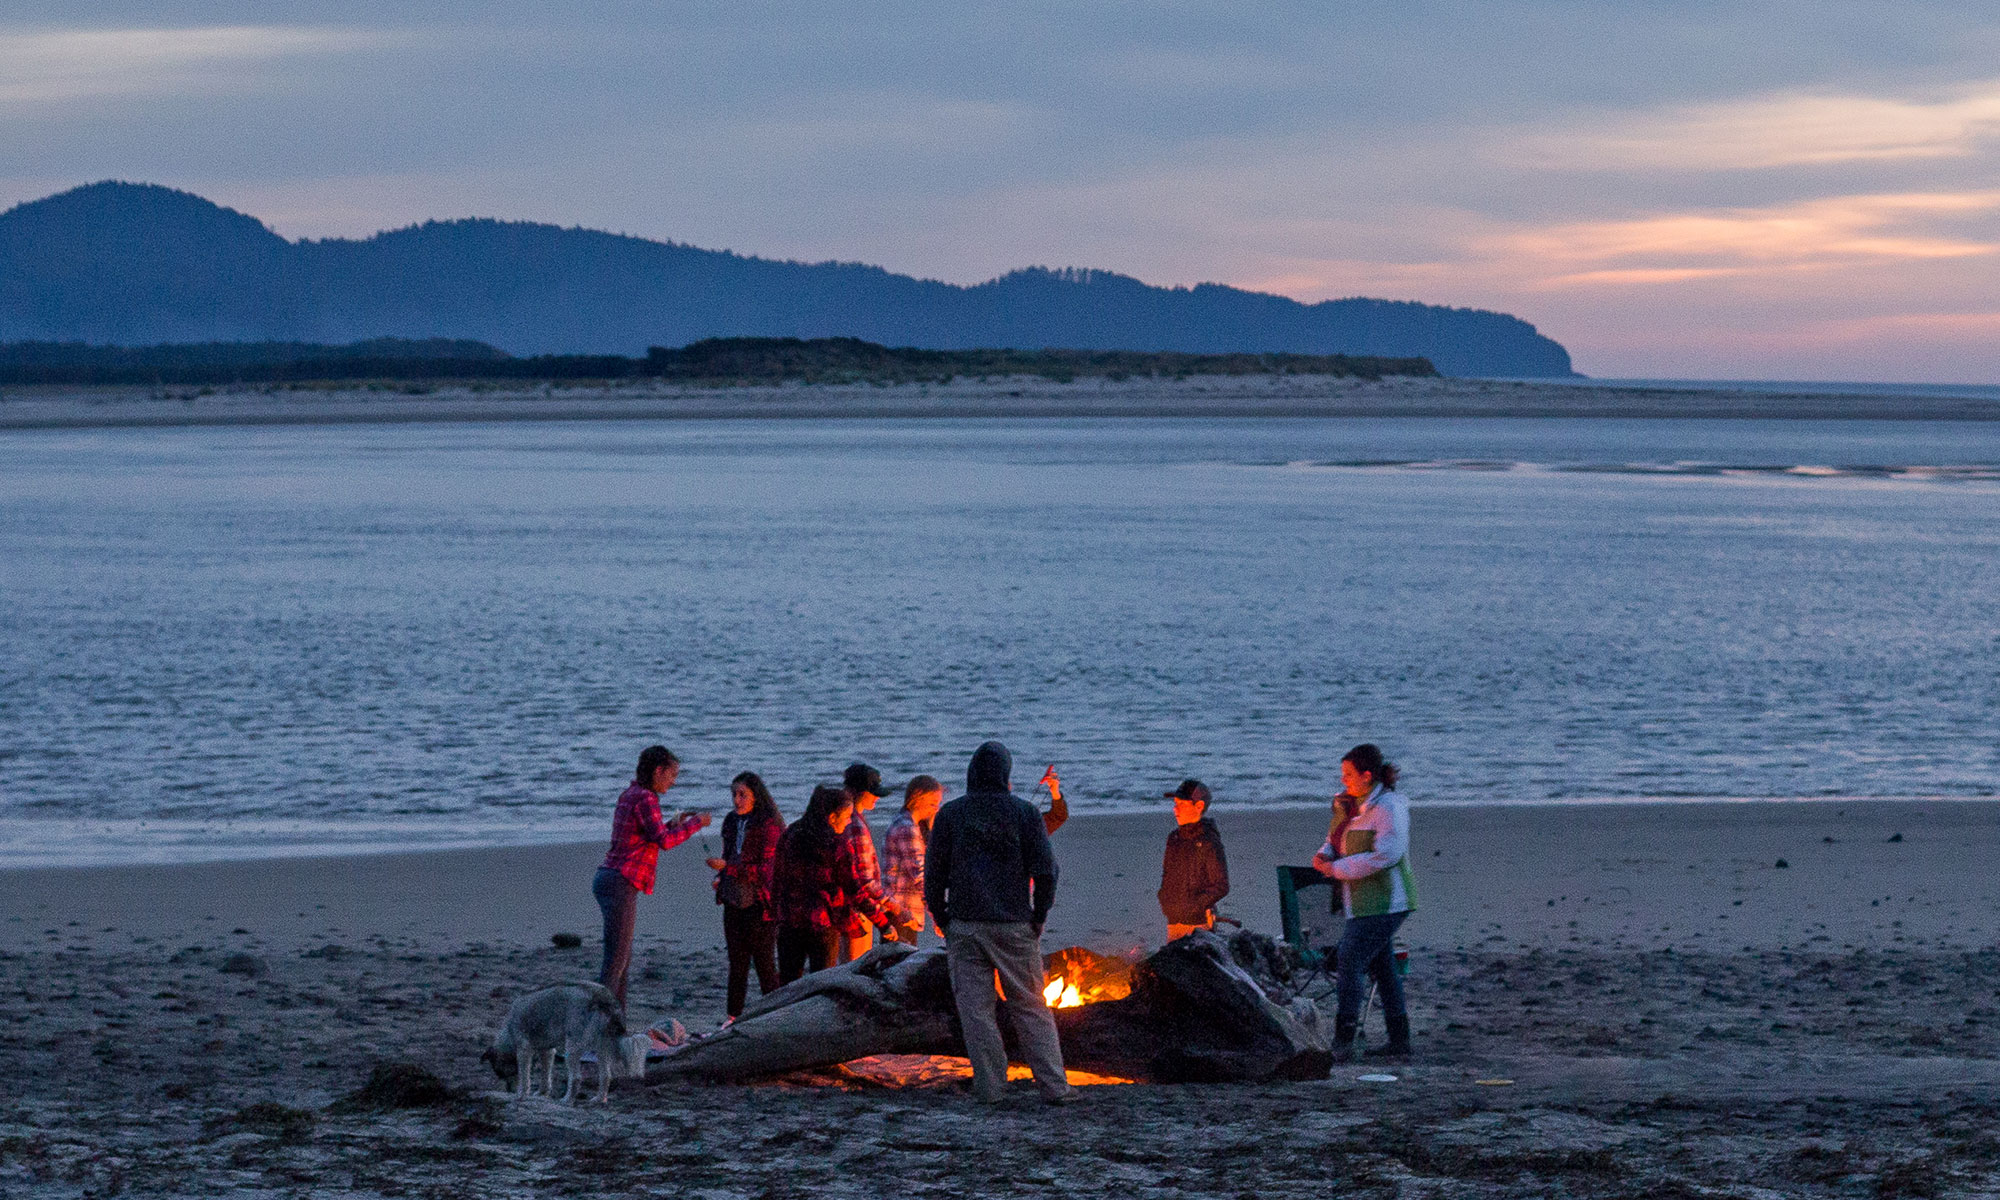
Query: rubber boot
xmin=1330 ymin=1017 xmax=1359 ymax=1065
xmin=1368 ymin=1012 xmax=1412 ymax=1061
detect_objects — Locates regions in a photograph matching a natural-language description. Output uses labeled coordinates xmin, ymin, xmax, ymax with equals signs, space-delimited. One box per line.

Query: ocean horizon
xmin=1534 ymin=375 xmax=2000 ymax=401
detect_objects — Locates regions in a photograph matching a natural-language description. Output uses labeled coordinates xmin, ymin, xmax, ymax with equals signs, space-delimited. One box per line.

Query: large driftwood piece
xmin=644 ymin=944 xmax=956 ymax=1082
xmin=642 ymin=930 xmax=1329 ymax=1085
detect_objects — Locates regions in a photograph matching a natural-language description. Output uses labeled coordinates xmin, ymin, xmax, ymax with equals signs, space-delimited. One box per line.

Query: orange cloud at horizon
xmin=1499 ymin=192 xmax=2000 ymax=290
xmin=1508 ymin=82 xmax=2000 ymax=172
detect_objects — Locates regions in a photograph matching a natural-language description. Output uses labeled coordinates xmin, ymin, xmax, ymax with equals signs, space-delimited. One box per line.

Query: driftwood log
xmin=643 ymin=929 xmax=1330 ymax=1085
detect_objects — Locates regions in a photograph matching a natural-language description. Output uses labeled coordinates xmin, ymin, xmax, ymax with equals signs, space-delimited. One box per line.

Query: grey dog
xmin=481 ymin=982 xmax=650 ymax=1103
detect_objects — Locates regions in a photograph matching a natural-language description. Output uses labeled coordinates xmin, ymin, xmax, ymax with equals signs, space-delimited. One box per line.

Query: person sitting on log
xmin=926 ymin=741 xmax=1076 ymax=1105
xmin=1312 ymin=743 xmax=1416 ymax=1062
xmin=1158 ymin=779 xmax=1229 ymax=941
xmin=882 ymin=776 xmax=944 ymax=945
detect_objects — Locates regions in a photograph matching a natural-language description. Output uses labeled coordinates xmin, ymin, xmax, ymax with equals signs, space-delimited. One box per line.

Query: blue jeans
xmin=1335 ymin=911 xmax=1408 ymax=1032
xmin=593 ymin=867 xmax=638 ymax=1010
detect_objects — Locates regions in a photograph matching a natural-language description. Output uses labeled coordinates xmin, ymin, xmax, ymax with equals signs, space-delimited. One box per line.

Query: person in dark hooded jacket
xmin=925 ymin=740 xmax=1074 ymax=1104
xmin=1158 ymin=779 xmax=1229 ymax=940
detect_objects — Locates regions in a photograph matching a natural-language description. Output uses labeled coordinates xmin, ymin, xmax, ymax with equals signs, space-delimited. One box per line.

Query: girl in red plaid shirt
xmin=592 ymin=745 xmax=710 ymax=1010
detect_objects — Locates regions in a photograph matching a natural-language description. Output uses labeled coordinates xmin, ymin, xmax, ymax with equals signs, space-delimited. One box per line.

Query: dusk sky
xmin=7 ymin=2 xmax=2000 ymax=381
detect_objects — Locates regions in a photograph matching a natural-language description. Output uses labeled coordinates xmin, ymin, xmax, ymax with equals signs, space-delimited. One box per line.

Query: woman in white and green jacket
xmin=1313 ymin=743 xmax=1416 ymax=1060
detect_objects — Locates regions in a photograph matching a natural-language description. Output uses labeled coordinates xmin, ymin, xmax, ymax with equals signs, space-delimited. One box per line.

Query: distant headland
xmin=0 ymin=182 xmax=1575 ymax=378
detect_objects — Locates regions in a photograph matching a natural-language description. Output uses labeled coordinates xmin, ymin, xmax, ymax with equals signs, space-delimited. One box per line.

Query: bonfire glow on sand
xmin=839 ymin=1055 xmax=1136 ymax=1088
xmin=819 ymin=957 xmax=1138 ymax=1088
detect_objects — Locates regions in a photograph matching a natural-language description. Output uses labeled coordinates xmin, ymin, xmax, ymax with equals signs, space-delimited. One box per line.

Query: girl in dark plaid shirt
xmin=705 ymin=771 xmax=784 ymax=1019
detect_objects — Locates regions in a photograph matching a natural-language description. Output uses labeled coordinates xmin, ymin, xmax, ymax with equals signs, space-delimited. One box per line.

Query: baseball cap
xmin=844 ymin=762 xmax=892 ymax=798
xmin=1165 ymin=779 xmax=1212 ymax=805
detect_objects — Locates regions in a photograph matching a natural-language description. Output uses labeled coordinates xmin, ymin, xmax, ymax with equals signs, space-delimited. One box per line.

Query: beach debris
xmin=300 ymin=943 xmax=348 ymax=960
xmin=205 ymin=1102 xmax=316 ymax=1144
xmin=1887 ymin=832 xmax=1904 ymax=843
xmin=217 ymin=952 xmax=267 ymax=977
xmin=1775 ymin=859 xmax=1790 ymax=869
xmin=550 ymin=932 xmax=584 ymax=949
xmin=1474 ymin=1078 xmax=1515 ymax=1086
xmin=646 ymin=1019 xmax=690 ymax=1052
xmin=640 ymin=930 xmax=1329 ymax=1086
xmin=334 ymin=1062 xmax=463 ymax=1112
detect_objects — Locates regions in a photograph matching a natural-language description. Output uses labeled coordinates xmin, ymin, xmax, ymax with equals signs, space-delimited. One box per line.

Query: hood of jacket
xmin=966 ymin=740 xmax=1013 ymax=795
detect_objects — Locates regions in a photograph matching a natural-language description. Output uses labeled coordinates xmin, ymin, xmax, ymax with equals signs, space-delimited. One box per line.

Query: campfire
xmin=1042 ymin=978 xmax=1082 ymax=1008
xmin=1040 ymin=945 xmax=1134 ymax=1010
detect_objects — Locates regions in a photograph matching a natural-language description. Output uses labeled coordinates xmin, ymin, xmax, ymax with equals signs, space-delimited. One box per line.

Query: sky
xmin=6 ymin=2 xmax=2000 ymax=381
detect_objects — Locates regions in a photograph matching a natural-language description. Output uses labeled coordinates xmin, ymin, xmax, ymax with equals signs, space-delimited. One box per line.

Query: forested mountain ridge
xmin=0 ymin=182 xmax=1575 ymax=377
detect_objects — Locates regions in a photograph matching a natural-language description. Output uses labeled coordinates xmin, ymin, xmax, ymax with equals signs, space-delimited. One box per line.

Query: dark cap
xmin=843 ymin=762 xmax=890 ymax=798
xmin=1166 ymin=779 xmax=1212 ymax=806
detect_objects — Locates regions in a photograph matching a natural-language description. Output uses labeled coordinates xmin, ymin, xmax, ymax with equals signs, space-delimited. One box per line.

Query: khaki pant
xmin=838 ymin=927 xmax=874 ymax=963
xmin=1166 ymin=911 xmax=1215 ymax=942
xmin=945 ymin=920 xmax=1072 ymax=1102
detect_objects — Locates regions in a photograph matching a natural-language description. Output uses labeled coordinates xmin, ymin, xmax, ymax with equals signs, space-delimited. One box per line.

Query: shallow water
xmin=2 ymin=416 xmax=1996 ymax=864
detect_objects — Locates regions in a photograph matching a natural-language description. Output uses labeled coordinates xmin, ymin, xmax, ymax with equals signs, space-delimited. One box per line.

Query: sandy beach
xmin=5 ymin=373 xmax=2000 ymax=430
xmin=4 ymin=800 xmax=1997 ymax=1197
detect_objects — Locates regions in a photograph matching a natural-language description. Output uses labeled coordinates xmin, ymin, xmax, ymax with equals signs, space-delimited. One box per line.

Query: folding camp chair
xmin=1276 ymin=865 xmax=1340 ymax=969
xmin=1278 ymin=865 xmax=1410 ymax=1009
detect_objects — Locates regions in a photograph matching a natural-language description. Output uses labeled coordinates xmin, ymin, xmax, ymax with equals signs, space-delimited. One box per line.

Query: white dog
xmin=481 ymin=982 xmax=650 ymax=1103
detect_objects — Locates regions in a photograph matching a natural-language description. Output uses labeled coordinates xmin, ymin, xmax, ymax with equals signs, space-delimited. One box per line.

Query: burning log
xmin=642 ymin=929 xmax=1329 ymax=1086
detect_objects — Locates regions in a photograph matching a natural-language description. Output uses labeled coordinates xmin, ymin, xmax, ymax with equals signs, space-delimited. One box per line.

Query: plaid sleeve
xmin=883 ymin=818 xmax=926 ymax=918
xmin=634 ymin=791 xmax=669 ymax=846
xmin=654 ymin=812 xmax=699 ymax=852
xmin=837 ymin=836 xmax=885 ymax=922
xmin=847 ymin=819 xmax=880 ymax=885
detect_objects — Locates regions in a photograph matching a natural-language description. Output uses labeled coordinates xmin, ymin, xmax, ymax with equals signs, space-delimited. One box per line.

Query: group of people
xmin=590 ymin=737 xmax=1415 ymax=1101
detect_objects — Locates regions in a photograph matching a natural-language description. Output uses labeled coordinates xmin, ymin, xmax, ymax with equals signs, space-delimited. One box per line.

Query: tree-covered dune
xmin=0 ymin=336 xmax=1435 ymax=386
xmin=0 ymin=182 xmax=1575 ymax=377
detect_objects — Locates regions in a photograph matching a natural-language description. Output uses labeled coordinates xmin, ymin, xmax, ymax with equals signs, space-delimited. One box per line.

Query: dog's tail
xmin=591 ymin=989 xmax=627 ymax=1038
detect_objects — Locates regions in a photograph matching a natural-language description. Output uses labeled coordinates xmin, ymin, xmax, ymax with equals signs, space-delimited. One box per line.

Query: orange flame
xmin=1042 ymin=976 xmax=1083 ymax=1008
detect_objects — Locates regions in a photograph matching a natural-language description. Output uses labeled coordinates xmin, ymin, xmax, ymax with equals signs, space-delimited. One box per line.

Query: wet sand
xmin=5 ymin=801 xmax=1995 ymax=956
xmin=5 ymin=373 xmax=2000 ymax=429
xmin=3 ymin=801 xmax=1998 ymax=1197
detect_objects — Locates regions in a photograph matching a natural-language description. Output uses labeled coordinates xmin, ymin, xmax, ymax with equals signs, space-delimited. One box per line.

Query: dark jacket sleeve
xmin=1192 ymin=829 xmax=1229 ymax=915
xmin=1023 ymin=806 xmax=1058 ymax=927
xmin=770 ymin=828 xmax=796 ymax=926
xmin=923 ymin=807 xmax=954 ymax=929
